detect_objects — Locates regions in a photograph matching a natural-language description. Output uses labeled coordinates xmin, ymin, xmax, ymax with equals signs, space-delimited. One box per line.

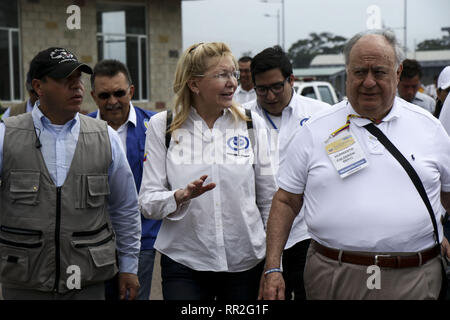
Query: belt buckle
xmin=374 ymin=254 xmax=391 ymax=266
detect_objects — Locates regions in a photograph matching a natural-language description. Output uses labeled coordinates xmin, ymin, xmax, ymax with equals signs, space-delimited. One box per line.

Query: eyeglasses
xmin=194 ymin=70 xmax=240 ymax=81
xmin=254 ymin=78 xmax=289 ymax=96
xmin=96 ymin=87 xmax=130 ymax=100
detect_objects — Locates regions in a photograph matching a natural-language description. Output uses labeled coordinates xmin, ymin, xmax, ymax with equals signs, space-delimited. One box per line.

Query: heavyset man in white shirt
xmin=243 ymin=45 xmax=329 ymax=300
xmin=261 ymin=30 xmax=450 ymax=300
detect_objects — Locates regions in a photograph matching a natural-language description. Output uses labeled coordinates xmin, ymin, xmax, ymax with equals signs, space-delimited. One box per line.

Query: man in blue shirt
xmin=0 ymin=47 xmax=141 ymax=300
xmin=89 ymin=59 xmax=161 ymax=300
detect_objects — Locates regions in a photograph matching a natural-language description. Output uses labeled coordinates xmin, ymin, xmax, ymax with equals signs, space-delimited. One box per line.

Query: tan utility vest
xmin=8 ymin=101 xmax=28 ymax=117
xmin=0 ymin=113 xmax=118 ymax=293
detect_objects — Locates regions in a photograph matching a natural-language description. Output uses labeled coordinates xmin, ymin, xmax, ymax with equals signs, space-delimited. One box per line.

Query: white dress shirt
xmin=138 ymin=106 xmax=277 ymax=272
xmin=234 ymin=85 xmax=256 ymax=105
xmin=278 ymin=97 xmax=450 ymax=252
xmin=411 ymin=91 xmax=436 ymax=114
xmin=96 ymin=102 xmax=137 ymax=150
xmin=244 ymin=93 xmax=330 ymax=249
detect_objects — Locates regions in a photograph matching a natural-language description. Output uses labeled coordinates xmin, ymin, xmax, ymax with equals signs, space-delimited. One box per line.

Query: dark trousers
xmin=160 ymin=254 xmax=264 ymax=300
xmin=444 ymin=217 xmax=450 ymax=300
xmin=282 ymin=238 xmax=311 ymax=300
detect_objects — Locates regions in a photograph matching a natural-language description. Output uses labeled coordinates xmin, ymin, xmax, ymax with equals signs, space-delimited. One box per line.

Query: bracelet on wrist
xmin=264 ymin=268 xmax=282 ymax=276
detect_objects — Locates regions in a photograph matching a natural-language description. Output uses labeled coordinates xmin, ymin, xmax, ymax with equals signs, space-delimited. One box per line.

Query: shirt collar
xmin=256 ymin=90 xmax=295 ymax=115
xmin=412 ymin=92 xmax=424 ymax=102
xmin=345 ymin=97 xmax=401 ymax=127
xmin=189 ymin=105 xmax=232 ymax=120
xmin=97 ymin=102 xmax=136 ymax=127
xmin=32 ymin=101 xmax=79 ymax=134
xmin=236 ymin=85 xmax=255 ymax=94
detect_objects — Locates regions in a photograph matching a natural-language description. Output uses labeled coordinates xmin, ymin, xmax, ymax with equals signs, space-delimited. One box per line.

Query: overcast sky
xmin=182 ymin=0 xmax=450 ymax=58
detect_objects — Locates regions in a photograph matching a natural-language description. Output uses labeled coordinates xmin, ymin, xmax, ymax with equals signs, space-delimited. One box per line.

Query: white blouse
xmin=138 ymin=106 xmax=277 ymax=272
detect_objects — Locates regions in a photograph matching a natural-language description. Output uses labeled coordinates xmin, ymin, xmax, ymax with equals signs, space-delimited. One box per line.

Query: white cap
xmin=437 ymin=66 xmax=450 ymax=90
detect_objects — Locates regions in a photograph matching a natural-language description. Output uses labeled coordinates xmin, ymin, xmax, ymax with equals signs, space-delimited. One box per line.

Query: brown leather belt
xmin=312 ymin=241 xmax=440 ymax=268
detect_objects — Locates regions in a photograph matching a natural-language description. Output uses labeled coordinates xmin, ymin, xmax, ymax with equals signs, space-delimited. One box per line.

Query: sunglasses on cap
xmin=96 ymin=87 xmax=130 ymax=100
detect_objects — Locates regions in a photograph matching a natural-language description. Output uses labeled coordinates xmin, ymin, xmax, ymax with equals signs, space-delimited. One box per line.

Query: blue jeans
xmin=137 ymin=249 xmax=157 ymax=300
xmin=160 ymin=254 xmax=264 ymax=300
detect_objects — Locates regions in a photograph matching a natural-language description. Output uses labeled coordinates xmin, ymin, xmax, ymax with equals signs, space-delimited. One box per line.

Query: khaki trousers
xmin=304 ymin=241 xmax=442 ymax=300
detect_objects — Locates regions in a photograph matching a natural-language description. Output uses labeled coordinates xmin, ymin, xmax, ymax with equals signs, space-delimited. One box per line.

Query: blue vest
xmin=88 ymin=106 xmax=161 ymax=250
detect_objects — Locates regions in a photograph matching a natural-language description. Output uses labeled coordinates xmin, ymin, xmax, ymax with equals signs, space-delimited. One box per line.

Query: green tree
xmin=416 ymin=38 xmax=450 ymax=51
xmin=287 ymin=32 xmax=347 ymax=68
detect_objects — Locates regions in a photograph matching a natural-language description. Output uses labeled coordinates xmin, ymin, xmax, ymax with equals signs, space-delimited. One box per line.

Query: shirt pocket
xmin=9 ymin=171 xmax=40 ymax=206
xmin=75 ymin=174 xmax=110 ymax=209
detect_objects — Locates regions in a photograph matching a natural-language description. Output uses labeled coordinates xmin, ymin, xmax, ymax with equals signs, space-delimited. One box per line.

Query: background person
xmin=397 ymin=58 xmax=436 ymax=114
xmin=261 ymin=30 xmax=450 ymax=300
xmin=436 ymin=66 xmax=450 ymax=119
xmin=0 ymin=47 xmax=141 ymax=300
xmin=138 ymin=42 xmax=277 ymax=300
xmin=2 ymin=71 xmax=39 ymax=119
xmin=89 ymin=59 xmax=161 ymax=300
xmin=245 ymin=45 xmax=329 ymax=300
xmin=233 ymin=56 xmax=256 ymax=104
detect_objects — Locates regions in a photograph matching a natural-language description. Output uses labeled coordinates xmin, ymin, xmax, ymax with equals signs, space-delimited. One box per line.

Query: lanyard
xmin=263 ymin=108 xmax=279 ymax=130
xmin=330 ymin=114 xmax=382 ymax=138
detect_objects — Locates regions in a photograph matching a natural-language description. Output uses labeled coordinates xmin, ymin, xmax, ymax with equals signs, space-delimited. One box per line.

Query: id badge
xmin=325 ymin=131 xmax=368 ymax=178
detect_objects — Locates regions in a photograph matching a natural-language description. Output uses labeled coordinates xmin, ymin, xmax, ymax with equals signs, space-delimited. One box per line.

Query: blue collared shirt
xmin=0 ymin=106 xmax=141 ymax=274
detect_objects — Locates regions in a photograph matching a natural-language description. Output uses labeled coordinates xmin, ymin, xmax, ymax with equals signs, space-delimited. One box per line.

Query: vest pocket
xmin=69 ymin=233 xmax=117 ymax=287
xmin=75 ymin=174 xmax=110 ymax=209
xmin=9 ymin=171 xmax=40 ymax=206
xmin=86 ymin=175 xmax=110 ymax=208
xmin=0 ymin=242 xmax=43 ymax=285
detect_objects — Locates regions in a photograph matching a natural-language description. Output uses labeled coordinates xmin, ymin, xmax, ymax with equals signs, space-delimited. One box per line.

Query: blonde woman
xmin=138 ymin=42 xmax=277 ymax=300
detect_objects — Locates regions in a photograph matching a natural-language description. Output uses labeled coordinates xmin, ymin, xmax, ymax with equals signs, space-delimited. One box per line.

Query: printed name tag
xmin=325 ymin=131 xmax=368 ymax=178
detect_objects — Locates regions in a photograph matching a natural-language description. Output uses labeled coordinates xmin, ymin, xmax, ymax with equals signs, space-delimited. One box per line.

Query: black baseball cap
xmin=29 ymin=47 xmax=92 ymax=80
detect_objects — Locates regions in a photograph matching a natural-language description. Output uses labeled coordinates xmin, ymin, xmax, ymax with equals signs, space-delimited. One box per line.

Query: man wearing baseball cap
xmin=0 ymin=47 xmax=141 ymax=299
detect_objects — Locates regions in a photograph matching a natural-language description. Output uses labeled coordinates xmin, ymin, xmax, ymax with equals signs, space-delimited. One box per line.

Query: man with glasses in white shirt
xmin=245 ymin=45 xmax=329 ymax=300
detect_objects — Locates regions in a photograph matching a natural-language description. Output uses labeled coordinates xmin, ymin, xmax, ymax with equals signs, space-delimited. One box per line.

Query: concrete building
xmin=0 ymin=0 xmax=185 ymax=113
